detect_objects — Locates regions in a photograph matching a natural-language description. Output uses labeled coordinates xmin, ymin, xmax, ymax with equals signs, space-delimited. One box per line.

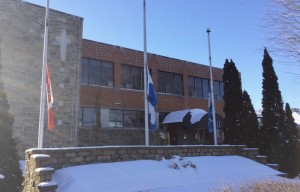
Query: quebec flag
xmin=147 ymin=67 xmax=157 ymax=132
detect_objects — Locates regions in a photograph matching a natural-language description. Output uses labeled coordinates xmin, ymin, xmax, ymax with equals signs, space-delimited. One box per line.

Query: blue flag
xmin=147 ymin=67 xmax=157 ymax=132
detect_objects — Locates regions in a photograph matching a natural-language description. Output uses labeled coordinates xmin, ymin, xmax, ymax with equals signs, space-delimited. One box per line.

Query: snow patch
xmin=37 ymin=181 xmax=57 ymax=187
xmin=31 ymin=154 xmax=50 ymax=159
xmin=35 ymin=167 xmax=54 ymax=173
xmin=52 ymin=155 xmax=284 ymax=192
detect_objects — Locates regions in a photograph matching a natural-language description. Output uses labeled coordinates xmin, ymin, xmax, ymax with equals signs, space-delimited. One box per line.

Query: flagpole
xmin=143 ymin=0 xmax=149 ymax=146
xmin=207 ymin=28 xmax=217 ymax=145
xmin=38 ymin=0 xmax=49 ymax=148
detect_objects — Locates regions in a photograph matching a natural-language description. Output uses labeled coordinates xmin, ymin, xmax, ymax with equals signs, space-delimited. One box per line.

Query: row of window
xmin=81 ymin=58 xmax=224 ymax=100
xmin=79 ymin=108 xmax=145 ymax=128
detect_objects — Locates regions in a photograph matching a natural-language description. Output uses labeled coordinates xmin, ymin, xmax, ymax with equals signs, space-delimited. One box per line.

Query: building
xmin=0 ymin=0 xmax=224 ymax=156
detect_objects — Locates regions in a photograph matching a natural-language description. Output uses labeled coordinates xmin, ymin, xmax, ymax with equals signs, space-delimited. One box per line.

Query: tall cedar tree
xmin=223 ymin=59 xmax=243 ymax=144
xmin=240 ymin=90 xmax=259 ymax=147
xmin=260 ymin=48 xmax=285 ymax=163
xmin=0 ymin=48 xmax=23 ymax=191
xmin=282 ymin=103 xmax=300 ymax=178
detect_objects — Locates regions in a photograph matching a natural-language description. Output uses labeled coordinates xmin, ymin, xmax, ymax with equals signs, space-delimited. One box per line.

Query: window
xmin=189 ymin=76 xmax=209 ymax=98
xmin=202 ymin=79 xmax=209 ymax=98
xmin=188 ymin=76 xmax=204 ymax=97
xmin=188 ymin=76 xmax=223 ymax=100
xmin=213 ymin=81 xmax=224 ymax=100
xmin=79 ymin=107 xmax=100 ymax=127
xmin=121 ymin=64 xmax=144 ymax=90
xmin=81 ymin=58 xmax=114 ymax=87
xmin=109 ymin=109 xmax=123 ymax=128
xmin=158 ymin=71 xmax=183 ymax=95
xmin=109 ymin=109 xmax=145 ymax=128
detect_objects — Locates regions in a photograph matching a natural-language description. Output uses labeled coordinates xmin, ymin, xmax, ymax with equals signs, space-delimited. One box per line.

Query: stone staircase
xmin=242 ymin=147 xmax=287 ymax=177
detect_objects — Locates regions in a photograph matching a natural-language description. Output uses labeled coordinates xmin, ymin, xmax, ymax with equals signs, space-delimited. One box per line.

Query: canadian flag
xmin=46 ymin=64 xmax=55 ymax=130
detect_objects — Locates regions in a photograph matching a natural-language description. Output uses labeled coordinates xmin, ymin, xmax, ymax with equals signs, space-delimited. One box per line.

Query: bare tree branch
xmin=265 ymin=0 xmax=300 ymax=68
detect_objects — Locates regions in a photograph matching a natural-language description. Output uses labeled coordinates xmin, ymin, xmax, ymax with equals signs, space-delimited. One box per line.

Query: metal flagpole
xmin=207 ymin=28 xmax=218 ymax=145
xmin=143 ymin=0 xmax=149 ymax=146
xmin=38 ymin=0 xmax=50 ymax=148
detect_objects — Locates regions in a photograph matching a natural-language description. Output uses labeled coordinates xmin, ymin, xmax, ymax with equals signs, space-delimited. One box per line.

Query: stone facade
xmin=0 ymin=0 xmax=83 ymax=156
xmin=24 ymin=145 xmax=262 ymax=192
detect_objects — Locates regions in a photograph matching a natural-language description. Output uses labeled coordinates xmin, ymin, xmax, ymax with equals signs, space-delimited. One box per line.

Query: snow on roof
xmin=292 ymin=112 xmax=300 ymax=125
xmin=162 ymin=108 xmax=207 ymax=124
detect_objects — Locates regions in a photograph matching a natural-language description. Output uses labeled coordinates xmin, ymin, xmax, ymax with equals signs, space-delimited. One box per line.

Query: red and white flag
xmin=46 ymin=64 xmax=55 ymax=131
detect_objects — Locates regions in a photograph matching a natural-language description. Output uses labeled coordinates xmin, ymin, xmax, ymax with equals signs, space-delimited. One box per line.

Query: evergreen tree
xmin=240 ymin=90 xmax=259 ymax=147
xmin=260 ymin=48 xmax=285 ymax=163
xmin=223 ymin=59 xmax=243 ymax=144
xmin=282 ymin=103 xmax=300 ymax=178
xmin=0 ymin=48 xmax=23 ymax=191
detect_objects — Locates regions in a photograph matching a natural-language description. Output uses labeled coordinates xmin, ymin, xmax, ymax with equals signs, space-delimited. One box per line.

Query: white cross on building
xmin=54 ymin=28 xmax=71 ymax=61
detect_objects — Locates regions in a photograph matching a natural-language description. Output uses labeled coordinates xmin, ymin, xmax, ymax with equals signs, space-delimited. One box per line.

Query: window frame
xmin=157 ymin=70 xmax=183 ymax=95
xmin=121 ymin=64 xmax=144 ymax=90
xmin=81 ymin=57 xmax=114 ymax=87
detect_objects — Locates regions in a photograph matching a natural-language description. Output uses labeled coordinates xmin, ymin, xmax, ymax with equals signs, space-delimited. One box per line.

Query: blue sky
xmin=25 ymin=0 xmax=299 ymax=110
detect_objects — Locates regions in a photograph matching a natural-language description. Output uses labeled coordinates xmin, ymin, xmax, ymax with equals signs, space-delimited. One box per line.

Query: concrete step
xmin=37 ymin=181 xmax=58 ymax=192
xmin=277 ymin=173 xmax=288 ymax=178
xmin=255 ymin=155 xmax=268 ymax=164
xmin=243 ymin=148 xmax=259 ymax=160
xmin=267 ymin=163 xmax=279 ymax=170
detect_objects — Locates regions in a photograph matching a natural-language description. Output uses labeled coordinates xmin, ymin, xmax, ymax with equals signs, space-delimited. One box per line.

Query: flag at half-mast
xmin=46 ymin=64 xmax=55 ymax=130
xmin=208 ymin=91 xmax=213 ymax=133
xmin=147 ymin=67 xmax=157 ymax=132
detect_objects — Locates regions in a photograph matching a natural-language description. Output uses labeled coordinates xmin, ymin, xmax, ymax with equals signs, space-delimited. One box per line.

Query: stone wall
xmin=0 ymin=0 xmax=83 ymax=156
xmin=23 ymin=145 xmax=260 ymax=192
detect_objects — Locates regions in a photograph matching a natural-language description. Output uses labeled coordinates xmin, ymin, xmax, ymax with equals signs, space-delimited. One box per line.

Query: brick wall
xmin=81 ymin=40 xmax=224 ymax=115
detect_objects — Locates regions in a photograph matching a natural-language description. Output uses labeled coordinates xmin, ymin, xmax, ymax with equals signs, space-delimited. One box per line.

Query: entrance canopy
xmin=162 ymin=109 xmax=207 ymax=125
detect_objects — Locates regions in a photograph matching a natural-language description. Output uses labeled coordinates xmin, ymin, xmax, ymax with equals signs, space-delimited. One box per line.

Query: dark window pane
xmin=202 ymin=79 xmax=209 ymax=98
xmin=121 ymin=65 xmax=131 ymax=88
xmin=102 ymin=61 xmax=113 ymax=87
xmin=166 ymin=72 xmax=174 ymax=93
xmin=174 ymin=74 xmax=183 ymax=95
xmin=131 ymin=66 xmax=142 ymax=90
xmin=123 ymin=110 xmax=136 ymax=127
xmin=81 ymin=58 xmax=89 ymax=84
xmin=158 ymin=71 xmax=166 ymax=93
xmin=121 ymin=65 xmax=143 ymax=90
xmin=188 ymin=77 xmax=195 ymax=96
xmin=89 ymin=59 xmax=101 ymax=85
xmin=195 ymin=78 xmax=202 ymax=97
xmin=136 ymin=111 xmax=144 ymax=127
xmin=82 ymin=108 xmax=97 ymax=127
xmin=220 ymin=82 xmax=224 ymax=100
xmin=214 ymin=81 xmax=220 ymax=100
xmin=109 ymin=109 xmax=123 ymax=128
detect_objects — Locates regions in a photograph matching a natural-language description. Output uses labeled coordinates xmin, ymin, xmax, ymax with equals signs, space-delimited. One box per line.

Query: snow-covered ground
xmin=52 ymin=155 xmax=287 ymax=192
